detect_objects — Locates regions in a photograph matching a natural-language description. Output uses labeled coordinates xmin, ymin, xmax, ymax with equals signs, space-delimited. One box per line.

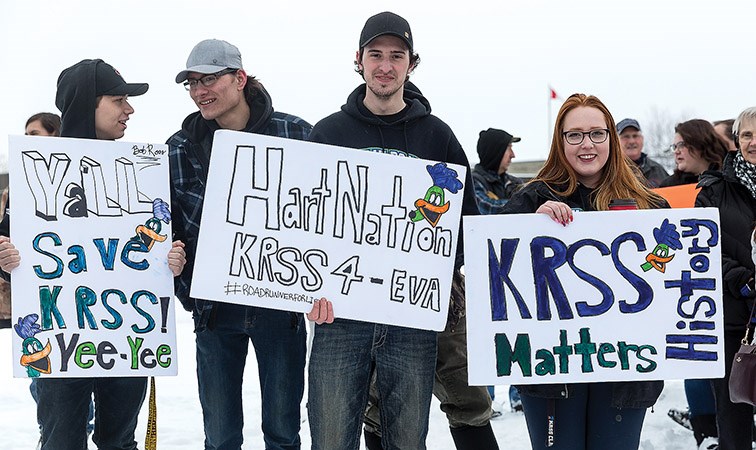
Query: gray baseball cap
xmin=617 ymin=118 xmax=642 ymax=134
xmin=175 ymin=39 xmax=243 ymax=83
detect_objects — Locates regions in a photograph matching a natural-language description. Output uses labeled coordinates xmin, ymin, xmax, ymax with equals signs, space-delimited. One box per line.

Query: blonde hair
xmin=532 ymin=93 xmax=665 ymax=210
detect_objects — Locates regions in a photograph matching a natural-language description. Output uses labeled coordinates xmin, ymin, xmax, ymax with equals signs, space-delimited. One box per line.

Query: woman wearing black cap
xmin=0 ymin=59 xmax=186 ymax=450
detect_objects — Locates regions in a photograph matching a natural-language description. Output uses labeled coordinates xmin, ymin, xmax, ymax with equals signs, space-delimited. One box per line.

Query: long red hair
xmin=532 ymin=93 xmax=665 ymax=210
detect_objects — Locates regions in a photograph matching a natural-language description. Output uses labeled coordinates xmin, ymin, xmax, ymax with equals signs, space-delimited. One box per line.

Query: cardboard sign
xmin=191 ymin=131 xmax=466 ymax=331
xmin=8 ymin=136 xmax=177 ymax=378
xmin=464 ymin=208 xmax=723 ymax=385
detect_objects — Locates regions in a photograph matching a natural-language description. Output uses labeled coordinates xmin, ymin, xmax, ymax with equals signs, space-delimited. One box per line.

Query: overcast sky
xmin=2 ymin=0 xmax=755 ymax=172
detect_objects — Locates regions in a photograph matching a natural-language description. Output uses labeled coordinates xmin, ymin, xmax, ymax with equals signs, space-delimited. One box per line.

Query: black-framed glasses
xmin=562 ymin=129 xmax=609 ymax=145
xmin=668 ymin=141 xmax=686 ymax=152
xmin=183 ymin=69 xmax=237 ymax=91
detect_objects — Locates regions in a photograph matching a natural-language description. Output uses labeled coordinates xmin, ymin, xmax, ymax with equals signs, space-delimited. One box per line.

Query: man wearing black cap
xmin=472 ymin=128 xmax=524 ymax=214
xmin=167 ymin=39 xmax=312 ymax=450
xmin=617 ymin=118 xmax=668 ymax=187
xmin=304 ymin=11 xmax=496 ymax=450
xmin=0 ymin=59 xmax=186 ymax=450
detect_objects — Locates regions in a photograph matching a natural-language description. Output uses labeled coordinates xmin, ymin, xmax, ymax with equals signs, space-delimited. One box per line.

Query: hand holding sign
xmin=167 ymin=240 xmax=186 ymax=277
xmin=0 ymin=236 xmax=20 ymax=272
xmin=536 ymin=200 xmax=574 ymax=226
xmin=307 ymin=298 xmax=334 ymax=325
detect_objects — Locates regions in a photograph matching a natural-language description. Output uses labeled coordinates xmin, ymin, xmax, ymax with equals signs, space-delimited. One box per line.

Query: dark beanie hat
xmin=477 ymin=128 xmax=520 ymax=171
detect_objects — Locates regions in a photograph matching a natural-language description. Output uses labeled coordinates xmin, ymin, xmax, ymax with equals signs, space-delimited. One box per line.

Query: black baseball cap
xmin=359 ymin=11 xmax=413 ymax=52
xmin=94 ymin=60 xmax=148 ymax=97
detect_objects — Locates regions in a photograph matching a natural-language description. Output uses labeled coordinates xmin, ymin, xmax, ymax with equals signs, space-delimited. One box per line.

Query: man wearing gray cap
xmin=167 ymin=39 xmax=312 ymax=450
xmin=617 ymin=118 xmax=668 ymax=187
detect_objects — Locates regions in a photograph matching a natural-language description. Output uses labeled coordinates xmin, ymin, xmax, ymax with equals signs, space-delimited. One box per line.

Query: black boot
xmin=450 ymin=423 xmax=500 ymax=450
xmin=690 ymin=414 xmax=718 ymax=446
xmin=363 ymin=428 xmax=383 ymax=450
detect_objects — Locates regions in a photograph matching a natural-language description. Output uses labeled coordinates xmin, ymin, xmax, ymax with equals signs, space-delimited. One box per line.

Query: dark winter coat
xmin=635 ymin=153 xmax=669 ymax=188
xmin=696 ymin=151 xmax=756 ymax=332
xmin=503 ymin=181 xmax=665 ymax=408
xmin=471 ymin=164 xmax=523 ymax=215
xmin=659 ymin=171 xmax=700 ymax=187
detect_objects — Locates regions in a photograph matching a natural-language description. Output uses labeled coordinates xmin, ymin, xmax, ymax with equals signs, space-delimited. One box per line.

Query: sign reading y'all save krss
xmin=464 ymin=208 xmax=723 ymax=385
xmin=8 ymin=135 xmax=177 ymax=378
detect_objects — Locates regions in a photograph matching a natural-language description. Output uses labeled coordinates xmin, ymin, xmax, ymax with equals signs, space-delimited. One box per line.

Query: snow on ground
xmin=1 ymin=310 xmax=696 ymax=449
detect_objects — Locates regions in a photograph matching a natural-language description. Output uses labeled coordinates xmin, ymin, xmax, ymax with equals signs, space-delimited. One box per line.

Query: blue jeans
xmin=520 ymin=383 xmax=647 ymax=450
xmin=684 ymin=378 xmax=716 ymax=416
xmin=308 ymin=318 xmax=437 ymax=450
xmin=195 ymin=303 xmax=306 ymax=450
xmin=31 ymin=378 xmax=94 ymax=434
xmin=36 ymin=377 xmax=147 ymax=450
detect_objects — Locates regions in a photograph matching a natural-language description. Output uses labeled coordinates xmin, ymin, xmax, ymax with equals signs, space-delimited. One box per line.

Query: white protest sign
xmin=191 ymin=130 xmax=466 ymax=331
xmin=464 ymin=208 xmax=723 ymax=385
xmin=8 ymin=136 xmax=177 ymax=378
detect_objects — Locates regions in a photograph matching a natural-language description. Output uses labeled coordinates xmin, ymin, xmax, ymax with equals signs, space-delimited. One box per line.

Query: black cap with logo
xmin=359 ymin=11 xmax=413 ymax=52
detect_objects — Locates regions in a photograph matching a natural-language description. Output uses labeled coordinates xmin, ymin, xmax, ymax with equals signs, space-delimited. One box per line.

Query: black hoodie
xmin=55 ymin=59 xmax=148 ymax=139
xmin=308 ymin=83 xmax=479 ymax=269
xmin=55 ymin=59 xmax=101 ymax=139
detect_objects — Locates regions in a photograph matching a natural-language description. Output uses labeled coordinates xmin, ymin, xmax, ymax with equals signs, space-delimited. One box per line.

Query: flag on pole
xmin=549 ymin=85 xmax=560 ymax=100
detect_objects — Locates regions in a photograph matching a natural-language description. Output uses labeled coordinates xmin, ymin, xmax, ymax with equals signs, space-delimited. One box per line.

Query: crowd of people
xmin=1 ymin=9 xmax=755 ymax=450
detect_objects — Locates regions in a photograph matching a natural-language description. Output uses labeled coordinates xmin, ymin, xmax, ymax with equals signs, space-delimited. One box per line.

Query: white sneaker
xmin=699 ymin=437 xmax=718 ymax=450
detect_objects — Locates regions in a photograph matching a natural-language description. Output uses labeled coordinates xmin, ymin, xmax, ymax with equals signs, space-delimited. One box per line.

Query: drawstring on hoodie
xmin=373 ymin=120 xmax=411 ymax=155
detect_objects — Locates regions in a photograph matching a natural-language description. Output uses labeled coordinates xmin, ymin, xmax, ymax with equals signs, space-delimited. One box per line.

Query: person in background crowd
xmin=714 ymin=118 xmax=737 ymax=151
xmin=503 ymin=93 xmax=667 ymax=450
xmin=24 ymin=112 xmax=61 ymax=137
xmin=472 ymin=128 xmax=524 ymax=214
xmin=696 ymin=107 xmax=756 ymax=450
xmin=0 ymin=112 xmax=62 ymax=330
xmin=616 ymin=118 xmax=669 ymax=187
xmin=168 ymin=39 xmax=312 ymax=450
xmin=470 ymin=127 xmax=524 ymax=414
xmin=660 ymin=119 xmax=728 ymax=187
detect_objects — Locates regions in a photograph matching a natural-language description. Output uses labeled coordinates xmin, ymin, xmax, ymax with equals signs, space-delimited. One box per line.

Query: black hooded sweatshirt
xmin=55 ymin=59 xmax=102 ymax=139
xmin=308 ymin=83 xmax=479 ymax=269
xmin=1 ymin=60 xmax=104 ymax=280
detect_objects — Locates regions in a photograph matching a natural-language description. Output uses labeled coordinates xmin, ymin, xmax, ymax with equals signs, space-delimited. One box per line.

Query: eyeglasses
xmin=739 ymin=131 xmax=754 ymax=144
xmin=668 ymin=141 xmax=686 ymax=152
xmin=183 ymin=69 xmax=237 ymax=91
xmin=562 ymin=129 xmax=609 ymax=145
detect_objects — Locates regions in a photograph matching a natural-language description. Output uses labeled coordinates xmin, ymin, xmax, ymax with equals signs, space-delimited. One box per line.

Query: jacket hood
xmin=180 ymin=79 xmax=274 ymax=143
xmin=56 ymin=59 xmax=100 ymax=138
xmin=699 ymin=151 xmax=738 ymax=187
xmin=55 ymin=59 xmax=148 ymax=139
xmin=341 ymin=83 xmax=431 ymax=126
